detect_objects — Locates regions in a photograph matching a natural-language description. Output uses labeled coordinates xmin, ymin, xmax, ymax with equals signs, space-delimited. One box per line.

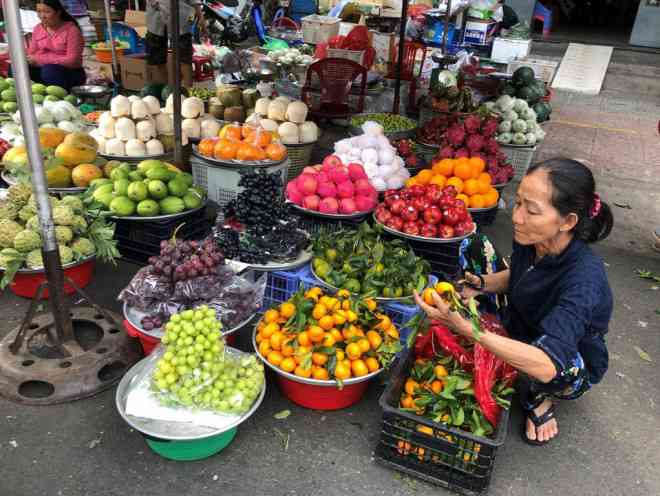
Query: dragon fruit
xmin=466 ymin=134 xmax=485 ymax=152
xmin=439 ymin=145 xmax=455 ymax=159
xmin=484 ymin=137 xmax=500 ymax=155
xmin=482 ymin=117 xmax=499 ymax=137
xmin=454 ymin=148 xmax=470 ymax=159
xmin=446 ymin=124 xmax=466 ymax=146
xmin=463 ymin=114 xmax=481 ymax=135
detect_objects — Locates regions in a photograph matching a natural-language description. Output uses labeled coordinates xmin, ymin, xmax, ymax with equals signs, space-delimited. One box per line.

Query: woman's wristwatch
xmin=475 ymin=274 xmax=485 ymax=290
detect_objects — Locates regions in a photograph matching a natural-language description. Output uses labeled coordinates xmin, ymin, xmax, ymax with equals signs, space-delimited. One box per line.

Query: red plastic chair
xmin=302 ymin=58 xmax=367 ymax=120
xmin=386 ymin=41 xmax=427 ymax=112
xmin=271 ymin=16 xmax=299 ymax=31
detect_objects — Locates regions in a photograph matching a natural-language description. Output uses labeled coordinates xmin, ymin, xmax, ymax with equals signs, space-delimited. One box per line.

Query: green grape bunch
xmin=151 ymin=305 xmax=265 ymax=415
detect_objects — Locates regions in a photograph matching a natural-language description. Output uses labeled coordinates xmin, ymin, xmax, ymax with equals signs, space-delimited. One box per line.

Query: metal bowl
xmin=252 ymin=325 xmax=382 ymax=387
xmin=71 ymin=85 xmax=113 ymax=97
xmin=374 ymin=213 xmax=477 ymax=244
xmin=115 ymin=347 xmax=266 ymax=441
xmin=288 ymin=202 xmax=374 ymax=220
xmin=108 ymin=202 xmax=206 ymax=222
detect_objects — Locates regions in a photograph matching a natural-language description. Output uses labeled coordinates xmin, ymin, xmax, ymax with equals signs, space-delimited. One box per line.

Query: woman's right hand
xmin=458 ymin=271 xmax=484 ymax=301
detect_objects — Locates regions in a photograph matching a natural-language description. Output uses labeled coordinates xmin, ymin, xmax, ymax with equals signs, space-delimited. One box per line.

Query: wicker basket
xmin=285 ymin=141 xmax=317 ymax=181
xmin=500 ymin=145 xmax=536 ymax=181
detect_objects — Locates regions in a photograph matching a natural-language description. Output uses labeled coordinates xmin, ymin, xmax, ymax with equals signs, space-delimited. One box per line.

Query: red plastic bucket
xmin=8 ymin=259 xmax=95 ymax=299
xmin=123 ymin=320 xmax=237 ymax=356
xmin=275 ymin=374 xmax=371 ymax=410
xmin=124 ymin=320 xmax=159 ymax=355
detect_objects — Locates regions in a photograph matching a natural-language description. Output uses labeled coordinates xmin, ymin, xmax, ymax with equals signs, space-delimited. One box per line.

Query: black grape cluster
xmin=148 ymin=238 xmax=225 ymax=282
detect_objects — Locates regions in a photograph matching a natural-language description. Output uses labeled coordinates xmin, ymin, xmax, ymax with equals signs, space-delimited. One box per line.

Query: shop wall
xmin=507 ymin=0 xmax=534 ymax=25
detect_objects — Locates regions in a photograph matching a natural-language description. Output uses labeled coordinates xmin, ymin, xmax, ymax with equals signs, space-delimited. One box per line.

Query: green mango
xmin=136 ymin=199 xmax=160 ymax=217
xmin=128 ymin=170 xmax=144 ymax=182
xmin=44 ymin=95 xmax=59 ymax=102
xmin=182 ymin=192 xmax=202 ymax=209
xmin=110 ymin=168 xmax=130 ymax=181
xmin=109 ymin=196 xmax=136 ymax=216
xmin=3 ymin=102 xmax=17 ymax=113
xmin=147 ymin=180 xmax=168 ymax=200
xmin=159 ymin=196 xmax=185 ymax=215
xmin=1 ymin=88 xmax=16 ymax=102
xmin=137 ymin=159 xmax=166 ymax=174
xmin=145 ymin=167 xmax=175 ymax=181
xmin=64 ymin=95 xmax=77 ymax=105
xmin=46 ymin=85 xmax=67 ymax=98
xmin=89 ymin=178 xmax=112 ymax=189
xmin=167 ymin=178 xmax=187 ymax=198
xmin=32 ymin=94 xmax=45 ymax=104
xmin=114 ymin=178 xmax=130 ymax=196
xmin=127 ymin=181 xmax=148 ymax=202
xmin=31 ymin=83 xmax=46 ymax=95
xmin=179 ymin=172 xmax=194 ymax=188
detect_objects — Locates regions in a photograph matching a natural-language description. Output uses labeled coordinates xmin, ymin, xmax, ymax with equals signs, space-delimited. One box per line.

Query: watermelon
xmin=140 ymin=83 xmax=165 ymax=100
xmin=512 ymin=66 xmax=536 ymax=87
xmin=502 ymin=83 xmax=517 ymax=97
xmin=516 ymin=85 xmax=537 ymax=103
xmin=533 ymin=102 xmax=552 ymax=122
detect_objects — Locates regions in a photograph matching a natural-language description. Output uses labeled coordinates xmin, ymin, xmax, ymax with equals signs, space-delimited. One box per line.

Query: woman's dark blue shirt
xmin=503 ymin=237 xmax=613 ymax=384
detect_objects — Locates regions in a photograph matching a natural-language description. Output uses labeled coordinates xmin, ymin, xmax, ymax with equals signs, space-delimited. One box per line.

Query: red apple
xmin=409 ymin=184 xmax=426 ymax=197
xmin=375 ymin=206 xmax=392 ymax=224
xmin=442 ymin=185 xmax=457 ymax=197
xmin=403 ymin=221 xmax=420 ymax=235
xmin=442 ymin=207 xmax=461 ymax=226
xmin=389 ymin=198 xmax=406 ymax=215
xmin=438 ymin=194 xmax=454 ymax=210
xmin=420 ymin=224 xmax=438 ymax=238
xmin=411 ymin=197 xmax=428 ymax=212
xmin=401 ymin=206 xmax=419 ymax=222
xmin=385 ymin=192 xmax=401 ymax=208
xmin=438 ymin=225 xmax=455 ymax=238
xmin=386 ymin=216 xmax=404 ymax=231
xmin=423 ymin=206 xmax=442 ymax=225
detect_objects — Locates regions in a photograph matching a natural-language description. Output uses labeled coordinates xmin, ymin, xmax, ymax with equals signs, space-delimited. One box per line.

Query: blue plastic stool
xmin=533 ymin=1 xmax=552 ymax=38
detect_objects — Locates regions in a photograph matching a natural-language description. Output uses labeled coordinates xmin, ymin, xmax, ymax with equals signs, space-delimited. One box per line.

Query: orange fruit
xmin=214 ymin=139 xmax=238 ymax=160
xmin=198 ymin=137 xmax=217 ymax=156
xmin=468 ymin=157 xmax=486 ymax=177
xmin=357 ymin=338 xmax=371 ymax=354
xmin=404 ymin=379 xmax=419 ymax=396
xmin=469 ymin=194 xmax=486 ymax=209
xmin=280 ymin=357 xmax=296 ymax=373
xmin=401 ymin=395 xmax=414 ymax=409
xmin=221 ymin=125 xmax=242 ymax=141
xmin=312 ymin=367 xmax=329 ymax=380
xmin=416 ymin=169 xmax=434 ymax=185
xmin=294 ymin=365 xmax=312 ymax=378
xmin=318 ymin=315 xmax=335 ymax=331
xmin=252 ymin=130 xmax=272 ymax=148
xmin=453 ymin=161 xmax=472 ymax=180
xmin=366 ymin=330 xmax=382 ymax=350
xmin=258 ymin=340 xmax=271 ymax=357
xmin=405 ymin=178 xmax=418 ymax=187
xmin=270 ymin=331 xmax=285 ymax=350
xmin=241 ymin=124 xmax=256 ymax=140
xmin=253 ymin=146 xmax=267 ymax=161
xmin=431 ymin=380 xmax=443 ymax=394
xmin=432 ymin=158 xmax=454 ymax=177
xmin=365 ymin=356 xmax=380 ymax=372
xmin=463 ymin=178 xmax=480 ymax=196
xmin=429 ymin=174 xmax=447 ymax=188
xmin=478 ymin=172 xmax=492 ymax=184
xmin=330 ymin=328 xmax=343 ymax=343
xmin=312 ymin=304 xmax=327 ymax=320
xmin=345 ymin=342 xmax=362 ymax=360
xmin=312 ymin=352 xmax=328 ymax=366
xmin=484 ymin=187 xmax=499 ymax=207
xmin=477 ymin=179 xmax=491 ymax=195
xmin=308 ymin=326 xmax=325 ymax=343
xmin=267 ymin=350 xmax=283 ymax=366
xmin=335 ymin=349 xmax=345 ymax=361
xmin=376 ymin=315 xmax=392 ymax=330
xmin=422 ymin=287 xmax=437 ymax=305
xmin=265 ymin=143 xmax=287 ymax=161
xmin=236 ymin=143 xmax=260 ymax=161
xmin=261 ymin=322 xmax=279 ymax=339
xmin=294 ymin=346 xmax=310 ymax=365
xmin=351 ymin=359 xmax=369 ymax=377
xmin=297 ymin=331 xmax=311 ymax=347
xmin=280 ymin=302 xmax=296 ymax=318
xmin=434 ymin=365 xmax=448 ymax=378
xmin=455 ymin=193 xmax=470 ymax=206
xmin=332 ymin=313 xmax=346 ymax=326
xmin=386 ymin=327 xmax=400 ymax=340
xmin=322 ymin=333 xmax=336 ymax=347
xmin=281 ymin=342 xmax=295 ymax=357
xmin=446 ymin=177 xmax=464 ymax=194
xmin=264 ymin=309 xmax=280 ymax=323
xmin=334 ymin=362 xmax=351 ymax=380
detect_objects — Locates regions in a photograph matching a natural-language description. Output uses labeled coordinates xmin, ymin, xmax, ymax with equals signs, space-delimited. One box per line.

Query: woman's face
xmin=512 ymin=169 xmax=575 ymax=246
xmin=37 ymin=4 xmax=61 ymax=28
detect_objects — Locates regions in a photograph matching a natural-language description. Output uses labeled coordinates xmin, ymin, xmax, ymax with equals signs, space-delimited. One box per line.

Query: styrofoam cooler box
xmin=301 ymin=15 xmax=340 ymax=45
xmin=190 ymin=156 xmax=289 ymax=222
xmin=462 ymin=18 xmax=498 ymax=46
xmin=490 ymin=37 xmax=532 ymax=63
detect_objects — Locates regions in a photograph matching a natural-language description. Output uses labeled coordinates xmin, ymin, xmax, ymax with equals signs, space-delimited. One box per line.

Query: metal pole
xmin=4 ymin=0 xmax=73 ymax=342
xmin=104 ymin=0 xmax=119 ymax=80
xmin=171 ymin=0 xmax=183 ymax=165
xmin=392 ymin=0 xmax=409 ymax=114
xmin=442 ymin=0 xmax=452 ymax=53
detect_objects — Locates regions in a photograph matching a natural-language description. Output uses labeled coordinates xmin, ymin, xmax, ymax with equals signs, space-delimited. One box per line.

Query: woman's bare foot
xmin=526 ymin=398 xmax=558 ymax=442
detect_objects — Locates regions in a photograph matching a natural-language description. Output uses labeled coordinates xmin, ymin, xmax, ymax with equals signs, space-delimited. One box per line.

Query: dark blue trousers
xmin=10 ymin=64 xmax=86 ymax=91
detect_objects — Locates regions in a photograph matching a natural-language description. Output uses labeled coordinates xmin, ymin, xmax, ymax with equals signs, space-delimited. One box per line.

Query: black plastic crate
xmin=117 ymin=224 xmax=212 ymax=265
xmin=293 ymin=211 xmax=367 ymax=236
xmin=375 ymin=346 xmax=509 ymax=495
xmin=469 ymin=206 xmax=499 ymax=229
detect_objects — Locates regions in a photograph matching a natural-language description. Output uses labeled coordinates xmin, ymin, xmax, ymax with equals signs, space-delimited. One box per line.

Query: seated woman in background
xmin=25 ymin=0 xmax=86 ymax=90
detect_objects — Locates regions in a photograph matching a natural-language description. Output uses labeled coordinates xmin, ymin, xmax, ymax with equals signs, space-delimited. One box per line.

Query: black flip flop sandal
xmin=521 ymin=403 xmax=557 ymax=446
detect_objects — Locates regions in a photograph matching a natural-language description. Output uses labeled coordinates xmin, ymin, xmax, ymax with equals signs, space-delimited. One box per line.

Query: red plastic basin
xmin=275 ymin=374 xmax=372 ymax=410
xmin=123 ymin=320 xmax=237 ymax=356
xmin=9 ymin=259 xmax=95 ymax=299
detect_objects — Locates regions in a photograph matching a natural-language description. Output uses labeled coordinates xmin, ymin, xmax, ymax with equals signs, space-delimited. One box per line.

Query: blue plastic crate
xmin=262 ymin=266 xmax=309 ymax=310
xmin=105 ymin=23 xmax=145 ymax=55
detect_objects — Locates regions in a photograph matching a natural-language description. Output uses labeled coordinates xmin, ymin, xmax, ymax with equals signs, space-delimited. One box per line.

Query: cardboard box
xmin=491 ymin=37 xmax=532 ymax=64
xmin=463 ymin=17 xmax=498 ymax=46
xmin=371 ymin=30 xmax=396 ymax=64
xmin=120 ymin=53 xmax=173 ymax=91
xmin=124 ymin=10 xmax=147 ymax=37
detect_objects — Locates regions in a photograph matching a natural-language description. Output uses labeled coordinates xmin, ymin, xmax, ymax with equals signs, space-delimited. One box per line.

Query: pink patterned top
xmin=27 ymin=21 xmax=84 ymax=68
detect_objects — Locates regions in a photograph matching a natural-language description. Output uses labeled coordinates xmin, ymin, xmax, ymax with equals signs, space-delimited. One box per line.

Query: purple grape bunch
xmin=140 ymin=315 xmax=163 ymax=331
xmin=148 ymin=238 xmax=225 ymax=283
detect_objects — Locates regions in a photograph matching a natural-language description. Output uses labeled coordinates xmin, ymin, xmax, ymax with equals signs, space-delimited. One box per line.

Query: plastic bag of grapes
xmin=200 ymin=271 xmax=267 ymax=329
xmin=149 ymin=305 xmax=266 ymax=416
xmin=118 ymin=266 xmax=173 ymax=311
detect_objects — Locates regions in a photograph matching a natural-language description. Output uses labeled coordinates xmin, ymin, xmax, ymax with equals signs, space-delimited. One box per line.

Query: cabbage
xmin=534 ymin=128 xmax=546 ymax=141
xmin=512 ymin=132 xmax=527 ymax=145
xmin=57 ymin=120 xmax=77 ymax=133
xmin=512 ymin=119 xmax=527 ymax=133
xmin=513 ymin=98 xmax=529 ymax=114
xmin=498 ymin=121 xmax=512 ymax=133
xmin=497 ymin=132 xmax=512 ymax=144
xmin=525 ymin=133 xmax=537 ymax=146
xmin=503 ymin=110 xmax=519 ymax=122
xmin=521 ymin=108 xmax=537 ymax=121
xmin=51 ymin=101 xmax=73 ymax=122
xmin=437 ymin=70 xmax=458 ymax=87
xmin=36 ymin=106 xmax=54 ymax=124
xmin=496 ymin=95 xmax=515 ymax=112
xmin=526 ymin=120 xmax=538 ymax=132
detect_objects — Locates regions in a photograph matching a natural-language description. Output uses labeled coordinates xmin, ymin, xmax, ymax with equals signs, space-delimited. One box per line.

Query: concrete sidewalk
xmin=0 ymin=210 xmax=658 ymax=496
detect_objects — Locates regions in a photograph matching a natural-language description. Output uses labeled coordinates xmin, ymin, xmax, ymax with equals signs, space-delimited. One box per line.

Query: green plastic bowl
xmin=144 ymin=427 xmax=237 ymax=461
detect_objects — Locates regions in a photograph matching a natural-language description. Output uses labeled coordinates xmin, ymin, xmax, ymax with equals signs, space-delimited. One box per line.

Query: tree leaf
xmin=634 ymin=346 xmax=652 ymax=363
xmin=274 ymin=409 xmax=291 ymax=420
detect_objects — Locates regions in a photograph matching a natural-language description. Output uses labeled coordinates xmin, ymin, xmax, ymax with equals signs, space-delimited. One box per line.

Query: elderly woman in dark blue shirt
xmin=415 ymin=158 xmax=614 ymax=446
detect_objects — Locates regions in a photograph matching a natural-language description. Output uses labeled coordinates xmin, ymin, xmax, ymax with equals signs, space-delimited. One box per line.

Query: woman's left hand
xmin=413 ymin=290 xmax=472 ymax=337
